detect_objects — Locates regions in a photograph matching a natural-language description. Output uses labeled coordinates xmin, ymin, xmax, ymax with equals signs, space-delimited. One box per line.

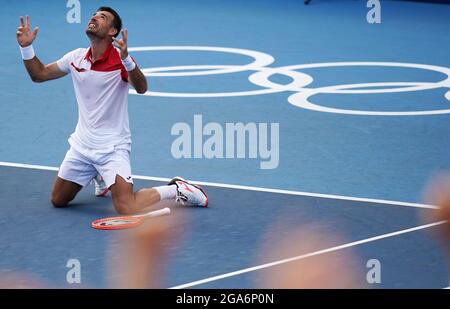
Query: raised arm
xmin=16 ymin=16 xmax=67 ymax=83
xmin=113 ymin=29 xmax=148 ymax=94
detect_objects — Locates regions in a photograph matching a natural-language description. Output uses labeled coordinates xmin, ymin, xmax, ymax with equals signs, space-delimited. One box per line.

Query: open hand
xmin=112 ymin=29 xmax=128 ymax=60
xmin=17 ymin=16 xmax=39 ymax=47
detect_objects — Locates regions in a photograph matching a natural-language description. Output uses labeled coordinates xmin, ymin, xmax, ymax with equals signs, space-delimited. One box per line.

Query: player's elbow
xmin=135 ymin=84 xmax=147 ymax=94
xmin=136 ymin=78 xmax=148 ymax=94
xmin=30 ymin=74 xmax=45 ymax=83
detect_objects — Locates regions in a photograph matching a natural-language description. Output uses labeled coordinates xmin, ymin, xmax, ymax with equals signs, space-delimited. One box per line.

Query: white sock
xmin=154 ymin=185 xmax=177 ymax=200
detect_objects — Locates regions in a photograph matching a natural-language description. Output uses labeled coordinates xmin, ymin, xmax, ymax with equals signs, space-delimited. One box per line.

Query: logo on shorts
xmin=126 ymin=176 xmax=132 ymax=180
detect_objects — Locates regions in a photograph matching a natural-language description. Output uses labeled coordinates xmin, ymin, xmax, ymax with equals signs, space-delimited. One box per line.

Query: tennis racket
xmin=91 ymin=207 xmax=171 ymax=230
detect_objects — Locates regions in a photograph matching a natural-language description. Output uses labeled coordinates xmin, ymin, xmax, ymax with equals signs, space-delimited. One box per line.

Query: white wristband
xmin=20 ymin=45 xmax=35 ymax=60
xmin=122 ymin=55 xmax=136 ymax=72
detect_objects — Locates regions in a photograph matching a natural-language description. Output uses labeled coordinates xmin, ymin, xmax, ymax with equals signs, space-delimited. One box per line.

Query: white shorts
xmin=58 ymin=145 xmax=133 ymax=188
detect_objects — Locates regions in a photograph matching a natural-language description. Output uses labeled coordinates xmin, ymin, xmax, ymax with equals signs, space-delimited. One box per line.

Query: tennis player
xmin=16 ymin=7 xmax=208 ymax=214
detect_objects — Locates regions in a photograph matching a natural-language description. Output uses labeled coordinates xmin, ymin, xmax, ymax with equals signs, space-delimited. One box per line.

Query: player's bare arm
xmin=113 ymin=29 xmax=147 ymax=94
xmin=16 ymin=16 xmax=67 ymax=82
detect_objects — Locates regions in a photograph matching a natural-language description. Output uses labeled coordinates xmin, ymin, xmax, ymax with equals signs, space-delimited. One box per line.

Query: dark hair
xmin=97 ymin=6 xmax=122 ymax=36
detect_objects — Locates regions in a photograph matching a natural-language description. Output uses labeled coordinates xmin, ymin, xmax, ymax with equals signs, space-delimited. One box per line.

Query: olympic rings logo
xmin=128 ymin=46 xmax=450 ymax=116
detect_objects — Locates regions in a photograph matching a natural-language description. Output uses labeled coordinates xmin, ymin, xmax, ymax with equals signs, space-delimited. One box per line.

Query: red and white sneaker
xmin=93 ymin=174 xmax=109 ymax=197
xmin=168 ymin=177 xmax=208 ymax=207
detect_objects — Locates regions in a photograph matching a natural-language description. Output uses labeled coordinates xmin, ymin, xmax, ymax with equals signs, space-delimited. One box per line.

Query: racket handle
xmin=134 ymin=207 xmax=171 ymax=218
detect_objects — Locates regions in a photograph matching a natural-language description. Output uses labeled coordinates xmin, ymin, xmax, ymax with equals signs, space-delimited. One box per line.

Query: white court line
xmin=0 ymin=161 xmax=437 ymax=210
xmin=1 ymin=161 xmax=445 ymax=288
xmin=170 ymin=221 xmax=447 ymax=289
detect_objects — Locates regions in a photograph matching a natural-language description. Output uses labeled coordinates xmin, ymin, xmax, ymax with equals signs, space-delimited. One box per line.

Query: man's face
xmin=86 ymin=11 xmax=117 ymax=39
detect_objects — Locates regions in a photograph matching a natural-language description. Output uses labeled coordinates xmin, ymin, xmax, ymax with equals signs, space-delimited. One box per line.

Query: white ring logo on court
xmin=128 ymin=46 xmax=450 ymax=116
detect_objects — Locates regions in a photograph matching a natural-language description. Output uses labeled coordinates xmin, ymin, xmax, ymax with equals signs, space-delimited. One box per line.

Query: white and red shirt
xmin=57 ymin=44 xmax=132 ymax=153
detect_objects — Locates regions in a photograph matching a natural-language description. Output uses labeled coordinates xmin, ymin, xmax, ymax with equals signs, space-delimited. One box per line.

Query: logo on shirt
xmin=71 ymin=62 xmax=87 ymax=72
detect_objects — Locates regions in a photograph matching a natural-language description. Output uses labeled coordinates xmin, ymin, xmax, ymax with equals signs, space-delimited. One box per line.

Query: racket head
xmin=91 ymin=216 xmax=142 ymax=230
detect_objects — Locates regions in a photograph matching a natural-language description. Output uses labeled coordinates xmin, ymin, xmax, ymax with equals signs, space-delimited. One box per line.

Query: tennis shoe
xmin=93 ymin=174 xmax=109 ymax=197
xmin=168 ymin=177 xmax=208 ymax=207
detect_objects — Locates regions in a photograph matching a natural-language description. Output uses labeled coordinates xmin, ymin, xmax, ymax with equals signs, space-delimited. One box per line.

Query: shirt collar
xmin=84 ymin=44 xmax=114 ymax=63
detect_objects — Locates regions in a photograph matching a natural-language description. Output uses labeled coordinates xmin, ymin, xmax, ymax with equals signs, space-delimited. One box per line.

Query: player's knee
xmin=50 ymin=193 xmax=70 ymax=208
xmin=51 ymin=197 xmax=68 ymax=208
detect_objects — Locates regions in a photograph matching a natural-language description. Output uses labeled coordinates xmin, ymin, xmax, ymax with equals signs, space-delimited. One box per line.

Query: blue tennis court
xmin=0 ymin=0 xmax=449 ymax=288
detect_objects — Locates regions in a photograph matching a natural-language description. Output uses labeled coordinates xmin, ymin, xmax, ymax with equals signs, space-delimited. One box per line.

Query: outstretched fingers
xmin=112 ymin=36 xmax=122 ymax=48
xmin=121 ymin=29 xmax=127 ymax=44
xmin=26 ymin=15 xmax=31 ymax=30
